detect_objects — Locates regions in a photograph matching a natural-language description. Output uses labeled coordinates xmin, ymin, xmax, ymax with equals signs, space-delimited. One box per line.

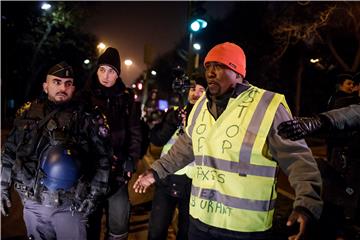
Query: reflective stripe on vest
xmin=191 ymin=186 xmax=276 ymax=211
xmin=186 ymin=85 xmax=289 ymax=232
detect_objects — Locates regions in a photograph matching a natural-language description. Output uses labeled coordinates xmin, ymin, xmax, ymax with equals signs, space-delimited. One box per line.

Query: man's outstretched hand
xmin=133 ymin=170 xmax=156 ymax=193
xmin=287 ymin=209 xmax=310 ymax=240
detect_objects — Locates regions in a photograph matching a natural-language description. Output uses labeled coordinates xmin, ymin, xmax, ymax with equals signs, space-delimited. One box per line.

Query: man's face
xmin=43 ymin=75 xmax=75 ymax=104
xmin=204 ymin=62 xmax=240 ymax=97
xmin=97 ymin=65 xmax=118 ymax=88
xmin=339 ymin=79 xmax=354 ymax=94
xmin=188 ymin=84 xmax=206 ymax=104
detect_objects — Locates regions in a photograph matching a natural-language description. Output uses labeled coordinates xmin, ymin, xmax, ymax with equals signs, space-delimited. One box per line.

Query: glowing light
xmin=97 ymin=42 xmax=106 ymax=50
xmin=83 ymin=59 xmax=90 ymax=65
xmin=151 ymin=70 xmax=157 ymax=76
xmin=138 ymin=83 xmax=143 ymax=90
xmin=190 ymin=21 xmax=200 ymax=32
xmin=124 ymin=59 xmax=133 ymax=66
xmin=41 ymin=3 xmax=51 ymax=10
xmin=190 ymin=19 xmax=207 ymax=32
xmin=193 ymin=43 xmax=201 ymax=50
xmin=310 ymin=58 xmax=320 ymax=63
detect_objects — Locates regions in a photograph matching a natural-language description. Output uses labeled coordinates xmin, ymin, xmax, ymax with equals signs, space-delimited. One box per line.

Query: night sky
xmin=82 ymin=1 xmax=234 ymax=85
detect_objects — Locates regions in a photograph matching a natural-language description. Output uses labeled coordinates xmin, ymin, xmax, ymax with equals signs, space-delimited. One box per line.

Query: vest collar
xmin=205 ymin=81 xmax=251 ymax=119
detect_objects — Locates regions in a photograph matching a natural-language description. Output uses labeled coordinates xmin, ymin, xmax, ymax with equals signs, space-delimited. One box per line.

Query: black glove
xmin=277 ymin=116 xmax=323 ymax=141
xmin=123 ymin=156 xmax=136 ymax=173
xmin=78 ymin=194 xmax=98 ymax=217
xmin=1 ymin=187 xmax=11 ymax=216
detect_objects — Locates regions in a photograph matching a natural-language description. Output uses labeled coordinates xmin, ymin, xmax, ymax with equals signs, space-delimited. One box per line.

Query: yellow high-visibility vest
xmin=160 ymin=106 xmax=194 ymax=177
xmin=185 ymin=85 xmax=290 ymax=232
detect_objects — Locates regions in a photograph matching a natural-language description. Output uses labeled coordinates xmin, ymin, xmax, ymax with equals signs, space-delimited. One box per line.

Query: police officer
xmin=1 ymin=62 xmax=111 ymax=240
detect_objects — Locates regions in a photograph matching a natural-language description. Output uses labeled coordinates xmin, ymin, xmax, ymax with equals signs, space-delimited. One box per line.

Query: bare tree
xmin=267 ymin=1 xmax=360 ymax=114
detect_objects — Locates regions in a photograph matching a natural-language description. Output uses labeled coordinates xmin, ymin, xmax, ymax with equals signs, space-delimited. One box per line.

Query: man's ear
xmin=43 ymin=82 xmax=48 ymax=94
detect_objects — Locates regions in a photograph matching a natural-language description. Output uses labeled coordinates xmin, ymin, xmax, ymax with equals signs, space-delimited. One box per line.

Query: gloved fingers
xmin=278 ymin=120 xmax=298 ymax=137
xmin=5 ymin=197 xmax=11 ymax=208
xmin=78 ymin=200 xmax=88 ymax=212
xmin=84 ymin=203 xmax=95 ymax=217
xmin=1 ymin=198 xmax=11 ymax=216
xmin=289 ymin=129 xmax=306 ymax=141
xmin=1 ymin=205 xmax=7 ymax=216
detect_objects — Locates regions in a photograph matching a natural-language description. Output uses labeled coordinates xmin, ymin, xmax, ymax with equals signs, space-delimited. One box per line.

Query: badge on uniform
xmin=98 ymin=125 xmax=109 ymax=138
xmin=47 ymin=119 xmax=58 ymax=131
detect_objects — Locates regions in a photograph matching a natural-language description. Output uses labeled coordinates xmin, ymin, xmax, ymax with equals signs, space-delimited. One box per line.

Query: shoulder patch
xmin=97 ymin=112 xmax=110 ymax=138
xmin=16 ymin=101 xmax=32 ymax=117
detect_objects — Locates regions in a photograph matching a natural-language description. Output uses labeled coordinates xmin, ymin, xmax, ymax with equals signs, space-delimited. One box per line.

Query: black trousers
xmin=148 ymin=178 xmax=191 ymax=240
xmin=87 ymin=184 xmax=130 ymax=240
xmin=188 ymin=217 xmax=272 ymax=240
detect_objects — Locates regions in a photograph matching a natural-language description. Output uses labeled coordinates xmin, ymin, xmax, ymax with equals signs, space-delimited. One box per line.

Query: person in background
xmin=323 ymin=72 xmax=360 ymax=238
xmin=278 ymin=103 xmax=360 ymax=239
xmin=134 ymin=42 xmax=323 ymax=240
xmin=82 ymin=47 xmax=142 ymax=240
xmin=148 ymin=75 xmax=206 ymax=240
xmin=327 ymin=73 xmax=357 ymax=110
xmin=1 ymin=62 xmax=111 ymax=240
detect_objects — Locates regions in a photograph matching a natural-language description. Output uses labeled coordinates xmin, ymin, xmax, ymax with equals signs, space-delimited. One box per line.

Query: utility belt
xmin=15 ymin=181 xmax=89 ymax=207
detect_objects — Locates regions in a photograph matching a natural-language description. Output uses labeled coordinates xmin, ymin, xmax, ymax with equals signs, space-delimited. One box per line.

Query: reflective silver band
xmin=192 ymin=186 xmax=276 ymax=211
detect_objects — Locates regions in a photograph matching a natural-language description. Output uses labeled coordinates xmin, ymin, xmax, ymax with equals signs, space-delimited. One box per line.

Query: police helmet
xmin=40 ymin=146 xmax=80 ymax=191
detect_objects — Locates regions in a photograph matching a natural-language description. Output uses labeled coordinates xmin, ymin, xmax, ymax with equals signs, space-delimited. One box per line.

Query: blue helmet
xmin=40 ymin=146 xmax=80 ymax=191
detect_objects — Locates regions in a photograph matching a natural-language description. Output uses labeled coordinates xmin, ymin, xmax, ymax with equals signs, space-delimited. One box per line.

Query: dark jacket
xmin=80 ymin=74 xmax=142 ymax=181
xmin=326 ymin=92 xmax=360 ymax=172
xmin=327 ymin=90 xmax=360 ymax=110
xmin=321 ymin=104 xmax=360 ymax=131
xmin=1 ymin=99 xmax=111 ymax=199
xmin=150 ymin=104 xmax=193 ymax=146
xmin=150 ymin=104 xmax=193 ymax=197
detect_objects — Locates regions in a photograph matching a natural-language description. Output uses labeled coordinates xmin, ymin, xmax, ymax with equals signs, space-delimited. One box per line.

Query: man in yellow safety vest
xmin=134 ymin=42 xmax=323 ymax=240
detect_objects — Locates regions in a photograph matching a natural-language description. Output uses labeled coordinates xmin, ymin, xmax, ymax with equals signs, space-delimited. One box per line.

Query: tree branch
xmin=327 ymin=36 xmax=351 ymax=71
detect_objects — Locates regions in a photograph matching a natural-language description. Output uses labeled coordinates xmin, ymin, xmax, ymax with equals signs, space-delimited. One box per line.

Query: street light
xmin=41 ymin=3 xmax=51 ymax=10
xmin=137 ymin=82 xmax=143 ymax=90
xmin=188 ymin=18 xmax=207 ymax=74
xmin=97 ymin=42 xmax=106 ymax=50
xmin=124 ymin=59 xmax=133 ymax=66
xmin=190 ymin=19 xmax=207 ymax=32
xmin=310 ymin=58 xmax=320 ymax=63
xmin=193 ymin=43 xmax=201 ymax=51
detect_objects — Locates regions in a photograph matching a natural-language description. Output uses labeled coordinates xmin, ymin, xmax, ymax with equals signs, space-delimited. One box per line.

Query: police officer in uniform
xmin=1 ymin=62 xmax=111 ymax=240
